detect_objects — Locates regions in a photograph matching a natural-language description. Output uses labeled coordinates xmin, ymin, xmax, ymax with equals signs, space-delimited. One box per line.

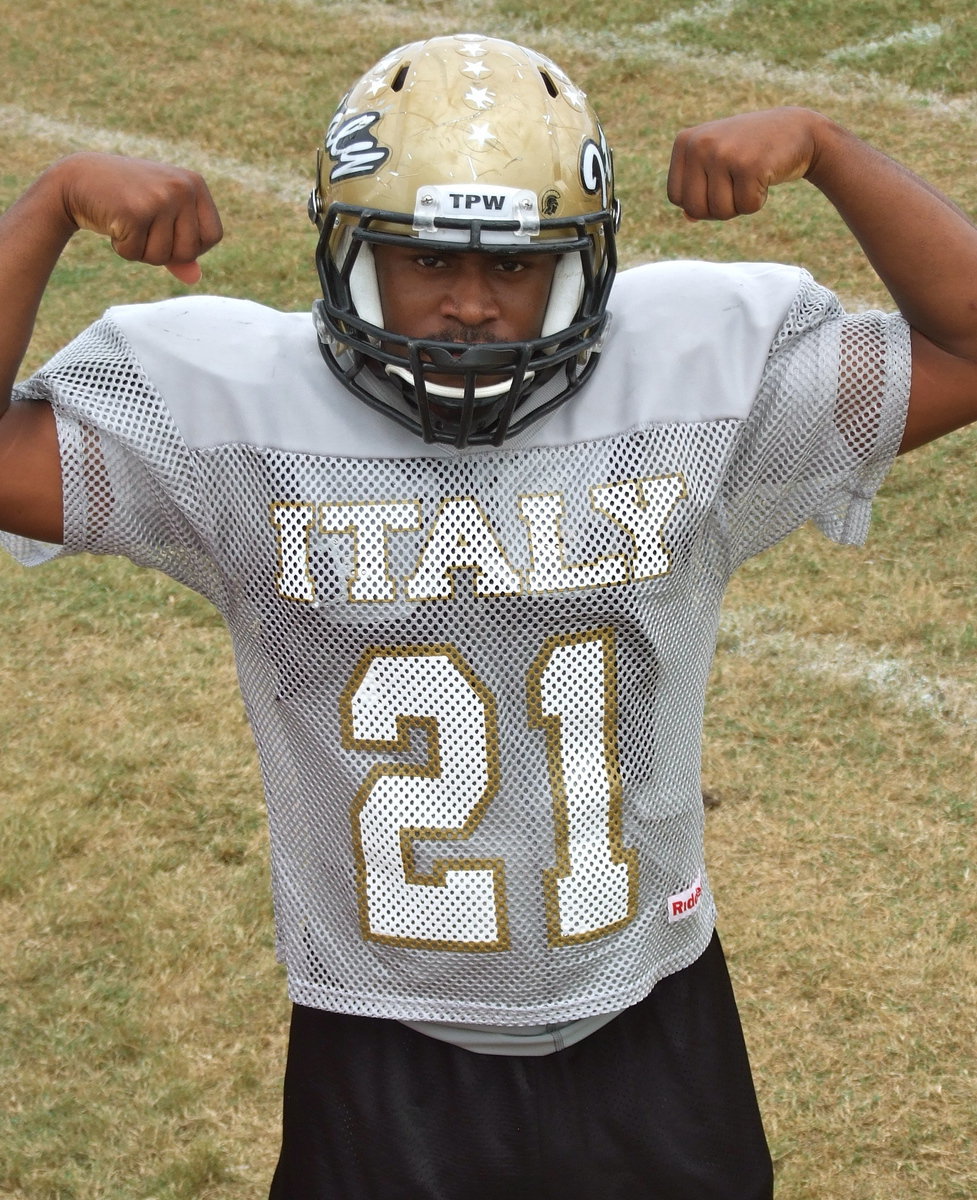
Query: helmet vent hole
xmin=538 ymin=69 xmax=559 ymax=98
xmin=390 ymin=64 xmax=409 ymax=92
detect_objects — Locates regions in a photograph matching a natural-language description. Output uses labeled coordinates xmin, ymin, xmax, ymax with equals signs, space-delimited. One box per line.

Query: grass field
xmin=2 ymin=0 xmax=976 ymax=1196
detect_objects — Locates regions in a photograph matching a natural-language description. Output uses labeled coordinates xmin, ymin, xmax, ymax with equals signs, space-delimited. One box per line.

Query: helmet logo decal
xmin=580 ymin=133 xmax=612 ymax=208
xmin=325 ymin=111 xmax=390 ymax=181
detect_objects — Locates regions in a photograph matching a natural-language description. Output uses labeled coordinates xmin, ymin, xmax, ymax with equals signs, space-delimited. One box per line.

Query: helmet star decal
xmin=465 ymin=86 xmax=496 ymax=110
xmin=467 ymin=121 xmax=496 ymax=150
xmin=456 ymin=39 xmax=488 ymax=57
xmin=562 ymin=84 xmax=586 ymax=110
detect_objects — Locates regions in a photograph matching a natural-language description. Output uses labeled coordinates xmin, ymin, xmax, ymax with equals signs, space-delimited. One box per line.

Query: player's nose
xmin=439 ymin=260 xmax=502 ymax=327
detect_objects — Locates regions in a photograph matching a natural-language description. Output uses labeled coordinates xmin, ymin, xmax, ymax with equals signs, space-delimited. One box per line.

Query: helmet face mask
xmin=310 ymin=34 xmax=620 ymax=447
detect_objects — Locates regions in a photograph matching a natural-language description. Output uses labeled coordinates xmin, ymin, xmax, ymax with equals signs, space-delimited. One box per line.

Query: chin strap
xmin=383 ymin=362 xmax=534 ymax=401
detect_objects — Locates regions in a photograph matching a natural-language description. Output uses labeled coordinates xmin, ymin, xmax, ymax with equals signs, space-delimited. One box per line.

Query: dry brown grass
xmin=2 ymin=0 xmax=976 ymax=1195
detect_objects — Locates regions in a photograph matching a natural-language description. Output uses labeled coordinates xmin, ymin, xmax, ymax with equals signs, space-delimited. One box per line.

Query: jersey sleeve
xmin=718 ymin=271 xmax=911 ymax=567
xmin=2 ymin=313 xmax=225 ymax=605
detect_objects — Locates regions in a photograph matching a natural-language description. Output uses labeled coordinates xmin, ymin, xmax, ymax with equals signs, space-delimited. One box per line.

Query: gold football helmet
xmin=309 ymin=33 xmax=620 ymax=446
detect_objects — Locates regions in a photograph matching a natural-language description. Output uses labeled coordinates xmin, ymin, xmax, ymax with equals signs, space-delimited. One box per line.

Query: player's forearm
xmin=0 ymin=164 xmax=78 ymax=414
xmin=804 ymin=117 xmax=977 ymax=364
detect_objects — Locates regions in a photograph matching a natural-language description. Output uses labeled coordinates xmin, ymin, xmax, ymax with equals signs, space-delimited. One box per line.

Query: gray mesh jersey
xmin=5 ymin=260 xmax=910 ymax=1025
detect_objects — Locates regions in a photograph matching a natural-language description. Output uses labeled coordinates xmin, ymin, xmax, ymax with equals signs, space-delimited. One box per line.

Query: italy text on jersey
xmin=269 ymin=475 xmax=688 ymax=605
xmin=268 ymin=470 xmax=697 ymax=955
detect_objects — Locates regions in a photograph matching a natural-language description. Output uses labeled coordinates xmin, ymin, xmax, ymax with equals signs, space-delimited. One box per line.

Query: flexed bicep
xmin=0 ymin=153 xmax=222 ymax=539
xmin=0 ymin=400 xmax=63 ymax=543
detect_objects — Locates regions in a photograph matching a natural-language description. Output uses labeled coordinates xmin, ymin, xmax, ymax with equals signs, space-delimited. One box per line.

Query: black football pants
xmin=268 ymin=932 xmax=773 ymax=1200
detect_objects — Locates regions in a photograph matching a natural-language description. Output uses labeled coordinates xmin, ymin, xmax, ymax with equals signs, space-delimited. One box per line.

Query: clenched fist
xmin=667 ymin=107 xmax=831 ymax=221
xmin=55 ymin=152 xmax=223 ymax=280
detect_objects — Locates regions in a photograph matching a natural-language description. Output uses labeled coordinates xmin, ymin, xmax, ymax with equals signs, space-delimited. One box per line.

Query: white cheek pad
xmin=349 ymin=242 xmax=384 ymax=328
xmin=541 ymin=254 xmax=585 ymax=338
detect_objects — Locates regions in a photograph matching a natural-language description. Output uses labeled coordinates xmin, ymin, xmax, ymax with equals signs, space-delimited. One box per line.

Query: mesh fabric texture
xmin=4 ymin=262 xmax=910 ymax=1023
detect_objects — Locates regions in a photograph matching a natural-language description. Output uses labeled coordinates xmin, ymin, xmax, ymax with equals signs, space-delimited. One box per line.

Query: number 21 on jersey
xmin=339 ymin=626 xmax=639 ymax=952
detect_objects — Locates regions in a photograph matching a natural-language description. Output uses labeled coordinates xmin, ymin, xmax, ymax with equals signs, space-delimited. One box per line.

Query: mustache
xmin=428 ymin=327 xmax=502 ymax=346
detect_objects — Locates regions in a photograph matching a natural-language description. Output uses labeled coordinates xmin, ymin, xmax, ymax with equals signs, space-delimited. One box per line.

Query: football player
xmin=2 ymin=33 xmax=977 ymax=1200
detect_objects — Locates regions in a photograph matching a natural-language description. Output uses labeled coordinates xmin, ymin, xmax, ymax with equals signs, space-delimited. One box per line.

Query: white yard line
xmin=595 ymin=37 xmax=977 ymax=121
xmin=0 ymin=105 xmax=308 ymax=204
xmin=601 ymin=0 xmax=744 ymax=39
xmin=513 ymin=9 xmax=977 ymax=121
xmin=718 ymin=612 xmax=977 ymax=727
xmin=277 ymin=0 xmax=744 ymax=33
xmin=826 ymin=23 xmax=944 ymax=62
xmin=264 ymin=0 xmax=977 ymax=120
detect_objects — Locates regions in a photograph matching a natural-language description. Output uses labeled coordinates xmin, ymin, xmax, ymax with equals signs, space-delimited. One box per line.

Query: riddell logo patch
xmin=667 ymin=875 xmax=703 ymax=924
